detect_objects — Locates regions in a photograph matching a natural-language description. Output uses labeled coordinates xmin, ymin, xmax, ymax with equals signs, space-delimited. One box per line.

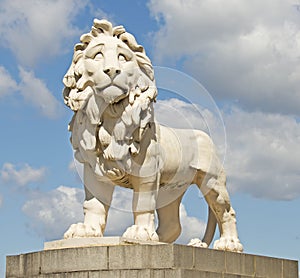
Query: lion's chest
xmin=70 ymin=110 xmax=157 ymax=185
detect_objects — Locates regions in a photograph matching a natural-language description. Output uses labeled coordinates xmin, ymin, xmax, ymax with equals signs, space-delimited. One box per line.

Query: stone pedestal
xmin=6 ymin=238 xmax=298 ymax=278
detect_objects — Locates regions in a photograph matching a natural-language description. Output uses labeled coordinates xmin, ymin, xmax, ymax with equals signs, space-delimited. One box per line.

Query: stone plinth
xmin=6 ymin=240 xmax=298 ymax=278
xmin=44 ymin=236 xmax=166 ymax=250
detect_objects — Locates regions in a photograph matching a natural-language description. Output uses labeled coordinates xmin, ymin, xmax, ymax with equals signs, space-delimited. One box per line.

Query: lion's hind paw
xmin=122 ymin=225 xmax=159 ymax=242
xmin=187 ymin=238 xmax=208 ymax=248
xmin=64 ymin=222 xmax=103 ymax=239
xmin=213 ymin=236 xmax=243 ymax=252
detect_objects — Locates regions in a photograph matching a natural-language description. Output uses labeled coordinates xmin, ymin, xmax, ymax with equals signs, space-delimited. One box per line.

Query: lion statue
xmin=62 ymin=19 xmax=243 ymax=252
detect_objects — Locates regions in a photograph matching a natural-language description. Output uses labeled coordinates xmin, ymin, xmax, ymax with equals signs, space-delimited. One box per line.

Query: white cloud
xmin=0 ymin=195 xmax=3 ymax=208
xmin=176 ymin=204 xmax=206 ymax=244
xmin=22 ymin=186 xmax=84 ymax=240
xmin=18 ymin=67 xmax=64 ymax=119
xmin=0 ymin=65 xmax=63 ymax=119
xmin=1 ymin=163 xmax=46 ymax=186
xmin=224 ymin=107 xmax=300 ymax=200
xmin=0 ymin=0 xmax=89 ymax=66
xmin=0 ymin=66 xmax=18 ymax=97
xmin=149 ymin=0 xmax=300 ymax=115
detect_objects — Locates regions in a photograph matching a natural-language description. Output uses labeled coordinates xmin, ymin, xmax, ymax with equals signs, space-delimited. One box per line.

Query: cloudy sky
xmin=0 ymin=0 xmax=300 ymax=275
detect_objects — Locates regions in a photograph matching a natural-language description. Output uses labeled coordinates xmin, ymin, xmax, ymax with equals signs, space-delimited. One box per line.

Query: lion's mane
xmin=63 ymin=19 xmax=158 ymax=175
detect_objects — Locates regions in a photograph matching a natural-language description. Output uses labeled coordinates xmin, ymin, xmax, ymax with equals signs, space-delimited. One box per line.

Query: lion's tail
xmin=202 ymin=207 xmax=217 ymax=246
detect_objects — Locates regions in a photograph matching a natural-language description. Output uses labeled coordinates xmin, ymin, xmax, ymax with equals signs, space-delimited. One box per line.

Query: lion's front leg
xmin=122 ymin=176 xmax=159 ymax=241
xmin=64 ymin=196 xmax=108 ymax=238
xmin=64 ymin=164 xmax=114 ymax=239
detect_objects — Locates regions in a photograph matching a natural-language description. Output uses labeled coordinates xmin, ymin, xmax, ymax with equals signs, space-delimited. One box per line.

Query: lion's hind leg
xmin=196 ymin=169 xmax=243 ymax=252
xmin=156 ymin=193 xmax=184 ymax=243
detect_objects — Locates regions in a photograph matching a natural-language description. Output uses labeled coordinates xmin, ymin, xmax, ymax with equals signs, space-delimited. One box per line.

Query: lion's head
xmin=63 ymin=18 xmax=156 ymax=110
xmin=63 ymin=19 xmax=158 ymax=165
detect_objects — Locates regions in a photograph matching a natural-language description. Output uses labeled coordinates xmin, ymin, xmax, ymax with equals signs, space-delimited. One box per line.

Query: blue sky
xmin=0 ymin=0 xmax=300 ymax=276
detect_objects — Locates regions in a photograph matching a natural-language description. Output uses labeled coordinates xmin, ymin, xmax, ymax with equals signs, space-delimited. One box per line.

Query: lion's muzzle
xmin=96 ymin=85 xmax=128 ymax=104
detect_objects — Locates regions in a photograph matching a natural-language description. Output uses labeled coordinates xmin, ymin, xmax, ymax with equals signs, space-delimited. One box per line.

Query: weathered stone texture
xmin=6 ymin=244 xmax=298 ymax=278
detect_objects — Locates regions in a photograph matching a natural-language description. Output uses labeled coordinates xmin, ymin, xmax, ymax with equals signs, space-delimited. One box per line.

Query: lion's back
xmin=159 ymin=125 xmax=221 ymax=179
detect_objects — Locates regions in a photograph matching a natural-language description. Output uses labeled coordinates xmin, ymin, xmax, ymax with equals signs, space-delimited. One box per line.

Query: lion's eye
xmin=118 ymin=54 xmax=127 ymax=62
xmin=94 ymin=52 xmax=103 ymax=59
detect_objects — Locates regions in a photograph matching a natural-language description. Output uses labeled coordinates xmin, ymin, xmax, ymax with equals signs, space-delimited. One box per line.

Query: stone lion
xmin=62 ymin=19 xmax=243 ymax=252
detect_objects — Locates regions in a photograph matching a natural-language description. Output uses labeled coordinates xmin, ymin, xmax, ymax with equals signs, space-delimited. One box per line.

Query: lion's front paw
xmin=64 ymin=222 xmax=103 ymax=239
xmin=122 ymin=225 xmax=159 ymax=242
xmin=187 ymin=238 xmax=208 ymax=248
xmin=213 ymin=237 xmax=243 ymax=252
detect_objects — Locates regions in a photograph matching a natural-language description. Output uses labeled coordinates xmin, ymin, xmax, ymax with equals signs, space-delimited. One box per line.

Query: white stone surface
xmin=44 ymin=236 xmax=166 ymax=250
xmin=62 ymin=19 xmax=243 ymax=252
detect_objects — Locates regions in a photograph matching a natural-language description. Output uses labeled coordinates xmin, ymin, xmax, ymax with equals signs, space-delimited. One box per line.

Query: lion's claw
xmin=64 ymin=222 xmax=103 ymax=239
xmin=122 ymin=225 xmax=159 ymax=242
xmin=213 ymin=237 xmax=243 ymax=252
xmin=187 ymin=238 xmax=208 ymax=248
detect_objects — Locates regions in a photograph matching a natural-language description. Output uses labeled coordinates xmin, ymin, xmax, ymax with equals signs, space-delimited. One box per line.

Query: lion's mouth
xmin=96 ymin=84 xmax=129 ymax=104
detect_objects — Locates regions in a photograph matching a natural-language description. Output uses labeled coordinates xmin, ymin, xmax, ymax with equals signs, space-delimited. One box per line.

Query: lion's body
xmin=62 ymin=19 xmax=243 ymax=252
xmin=159 ymin=125 xmax=220 ymax=183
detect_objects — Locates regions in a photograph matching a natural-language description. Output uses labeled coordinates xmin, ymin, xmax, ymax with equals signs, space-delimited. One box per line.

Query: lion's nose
xmin=103 ymin=67 xmax=121 ymax=79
